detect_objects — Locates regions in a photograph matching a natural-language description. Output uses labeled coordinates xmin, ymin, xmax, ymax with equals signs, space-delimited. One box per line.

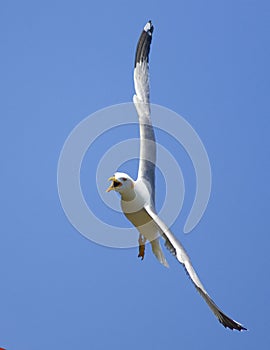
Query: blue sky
xmin=1 ymin=0 xmax=270 ymax=349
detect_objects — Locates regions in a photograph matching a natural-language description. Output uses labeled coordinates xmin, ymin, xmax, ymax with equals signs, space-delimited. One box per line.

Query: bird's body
xmin=106 ymin=21 xmax=246 ymax=331
xmin=120 ymin=177 xmax=169 ymax=267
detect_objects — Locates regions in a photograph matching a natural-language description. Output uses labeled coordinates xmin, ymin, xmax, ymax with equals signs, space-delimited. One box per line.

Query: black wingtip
xmin=212 ymin=301 xmax=248 ymax=331
xmin=134 ymin=21 xmax=154 ymax=67
xmin=219 ymin=313 xmax=248 ymax=331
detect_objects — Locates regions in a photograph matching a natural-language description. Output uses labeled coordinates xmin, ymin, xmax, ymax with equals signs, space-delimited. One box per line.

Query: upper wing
xmin=144 ymin=205 xmax=247 ymax=331
xmin=133 ymin=21 xmax=156 ymax=204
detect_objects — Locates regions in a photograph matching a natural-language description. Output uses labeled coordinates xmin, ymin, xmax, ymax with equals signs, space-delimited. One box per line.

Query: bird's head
xmin=106 ymin=172 xmax=135 ymax=195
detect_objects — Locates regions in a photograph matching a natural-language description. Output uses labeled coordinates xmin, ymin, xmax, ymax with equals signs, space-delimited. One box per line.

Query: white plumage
xmin=106 ymin=21 xmax=246 ymax=331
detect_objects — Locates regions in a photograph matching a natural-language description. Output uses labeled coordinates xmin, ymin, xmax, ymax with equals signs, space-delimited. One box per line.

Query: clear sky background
xmin=1 ymin=0 xmax=270 ymax=349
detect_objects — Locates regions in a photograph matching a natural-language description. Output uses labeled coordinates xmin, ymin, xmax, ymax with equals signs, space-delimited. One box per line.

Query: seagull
xmin=106 ymin=20 xmax=247 ymax=331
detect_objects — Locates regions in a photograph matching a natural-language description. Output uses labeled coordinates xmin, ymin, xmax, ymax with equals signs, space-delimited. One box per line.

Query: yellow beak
xmin=106 ymin=176 xmax=116 ymax=192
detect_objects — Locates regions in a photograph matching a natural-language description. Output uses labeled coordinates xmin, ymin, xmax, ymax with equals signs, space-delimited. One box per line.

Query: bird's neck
xmin=120 ymin=188 xmax=136 ymax=202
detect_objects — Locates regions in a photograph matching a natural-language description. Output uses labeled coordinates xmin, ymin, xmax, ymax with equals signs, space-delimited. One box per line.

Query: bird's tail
xmin=151 ymin=238 xmax=169 ymax=268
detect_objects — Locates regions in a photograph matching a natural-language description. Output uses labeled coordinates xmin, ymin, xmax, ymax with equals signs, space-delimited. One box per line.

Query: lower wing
xmin=144 ymin=205 xmax=247 ymax=331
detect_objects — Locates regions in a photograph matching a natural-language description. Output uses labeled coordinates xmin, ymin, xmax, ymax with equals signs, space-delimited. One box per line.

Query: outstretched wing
xmin=133 ymin=21 xmax=156 ymax=204
xmin=144 ymin=205 xmax=247 ymax=331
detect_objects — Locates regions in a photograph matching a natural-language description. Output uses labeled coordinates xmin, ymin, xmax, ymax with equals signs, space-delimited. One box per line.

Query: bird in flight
xmin=106 ymin=21 xmax=246 ymax=331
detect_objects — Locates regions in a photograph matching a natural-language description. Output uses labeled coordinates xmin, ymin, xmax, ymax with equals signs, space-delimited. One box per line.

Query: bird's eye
xmin=122 ymin=178 xmax=127 ymax=182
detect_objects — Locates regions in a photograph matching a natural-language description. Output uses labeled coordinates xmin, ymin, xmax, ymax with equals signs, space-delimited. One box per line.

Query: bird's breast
xmin=124 ymin=208 xmax=153 ymax=227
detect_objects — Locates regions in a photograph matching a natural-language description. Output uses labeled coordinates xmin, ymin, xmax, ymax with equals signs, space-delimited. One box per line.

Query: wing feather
xmin=133 ymin=21 xmax=155 ymax=203
xmin=144 ymin=205 xmax=247 ymax=331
